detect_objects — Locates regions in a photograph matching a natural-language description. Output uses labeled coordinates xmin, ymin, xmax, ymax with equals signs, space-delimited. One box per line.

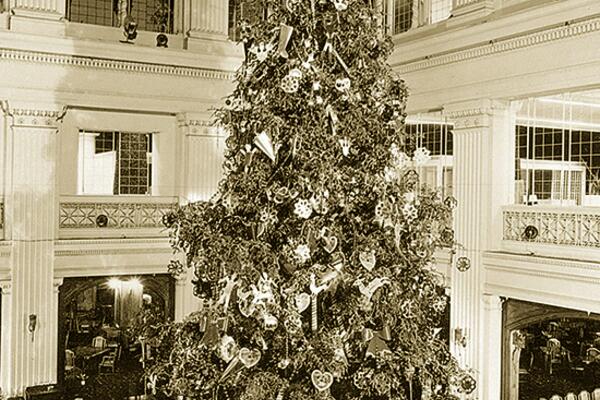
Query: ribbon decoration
xmin=355 ymin=277 xmax=390 ymax=301
xmin=218 ymin=274 xmax=238 ymax=312
xmin=240 ymin=144 xmax=257 ymax=175
xmin=148 ymin=373 xmax=158 ymax=395
xmin=322 ymin=33 xmax=350 ymax=75
xmin=363 ymin=325 xmax=392 ymax=358
xmin=325 ymin=105 xmax=338 ymax=135
xmin=310 ymin=273 xmax=328 ymax=331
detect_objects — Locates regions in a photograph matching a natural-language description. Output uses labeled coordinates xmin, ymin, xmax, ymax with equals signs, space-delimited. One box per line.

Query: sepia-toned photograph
xmin=0 ymin=0 xmax=599 ymax=399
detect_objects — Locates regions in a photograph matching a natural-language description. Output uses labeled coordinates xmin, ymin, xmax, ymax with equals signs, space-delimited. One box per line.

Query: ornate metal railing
xmin=503 ymin=205 xmax=600 ymax=248
xmin=59 ymin=196 xmax=177 ymax=236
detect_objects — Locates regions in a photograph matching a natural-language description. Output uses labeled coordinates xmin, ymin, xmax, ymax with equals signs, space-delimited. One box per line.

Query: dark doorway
xmin=502 ymin=299 xmax=600 ymax=400
xmin=57 ymin=274 xmax=175 ymax=399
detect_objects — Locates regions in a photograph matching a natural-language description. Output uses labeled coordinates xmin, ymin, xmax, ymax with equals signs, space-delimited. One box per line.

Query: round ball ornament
xmin=459 ymin=373 xmax=477 ymax=395
xmin=444 ymin=196 xmax=458 ymax=209
xmin=456 ymin=256 xmax=471 ymax=272
xmin=281 ymin=75 xmax=300 ymax=93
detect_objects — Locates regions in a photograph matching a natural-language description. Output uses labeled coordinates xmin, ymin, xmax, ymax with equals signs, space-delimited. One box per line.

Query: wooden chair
xmin=546 ymin=338 xmax=562 ymax=374
xmin=592 ymin=388 xmax=600 ymax=400
xmin=550 ymin=395 xmax=563 ymax=400
xmin=566 ymin=393 xmax=577 ymax=400
xmin=587 ymin=347 xmax=600 ymax=361
xmin=578 ymin=390 xmax=591 ymax=400
xmin=99 ymin=350 xmax=117 ymax=373
xmin=92 ymin=336 xmax=107 ymax=349
xmin=65 ymin=349 xmax=75 ymax=372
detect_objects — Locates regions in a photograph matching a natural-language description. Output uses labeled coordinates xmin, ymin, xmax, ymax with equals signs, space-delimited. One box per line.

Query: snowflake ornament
xmin=294 ymin=244 xmax=311 ymax=264
xmin=294 ymin=199 xmax=313 ymax=219
xmin=413 ymin=147 xmax=431 ymax=166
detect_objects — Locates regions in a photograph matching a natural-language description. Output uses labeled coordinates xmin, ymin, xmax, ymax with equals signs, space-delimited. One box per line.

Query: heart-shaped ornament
xmin=323 ymin=235 xmax=338 ymax=253
xmin=238 ymin=290 xmax=256 ymax=317
xmin=295 ymin=293 xmax=311 ymax=312
xmin=239 ymin=348 xmax=261 ymax=368
xmin=311 ymin=370 xmax=334 ymax=392
xmin=359 ymin=250 xmax=376 ymax=271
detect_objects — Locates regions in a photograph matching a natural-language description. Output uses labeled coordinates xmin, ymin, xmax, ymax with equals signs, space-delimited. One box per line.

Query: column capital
xmin=450 ymin=0 xmax=495 ymax=21
xmin=443 ymin=99 xmax=512 ymax=129
xmin=0 ymin=280 xmax=12 ymax=295
xmin=3 ymin=102 xmax=66 ymax=129
xmin=177 ymin=113 xmax=225 ymax=137
xmin=53 ymin=277 xmax=64 ymax=293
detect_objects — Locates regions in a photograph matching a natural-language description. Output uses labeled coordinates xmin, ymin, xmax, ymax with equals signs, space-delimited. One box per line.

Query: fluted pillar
xmin=481 ymin=294 xmax=503 ymax=400
xmin=451 ymin=0 xmax=494 ymax=20
xmin=177 ymin=113 xmax=226 ymax=203
xmin=444 ymin=100 xmax=516 ymax=399
xmin=187 ymin=0 xmax=228 ymax=40
xmin=0 ymin=280 xmax=13 ymax=395
xmin=7 ymin=0 xmax=65 ymax=35
xmin=173 ymin=269 xmax=202 ymax=321
xmin=2 ymin=103 xmax=61 ymax=397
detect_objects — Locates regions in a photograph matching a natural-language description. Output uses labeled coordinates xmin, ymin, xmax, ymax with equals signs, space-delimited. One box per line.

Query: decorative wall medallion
xmin=456 ymin=256 xmax=471 ymax=272
xmin=523 ymin=225 xmax=538 ymax=241
xmin=95 ymin=214 xmax=108 ymax=227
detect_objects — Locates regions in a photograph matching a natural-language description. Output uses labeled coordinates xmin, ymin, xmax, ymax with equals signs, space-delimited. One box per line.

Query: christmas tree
xmin=148 ymin=0 xmax=474 ymax=399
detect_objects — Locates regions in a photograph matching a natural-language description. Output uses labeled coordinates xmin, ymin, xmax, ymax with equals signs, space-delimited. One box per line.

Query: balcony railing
xmin=503 ymin=205 xmax=600 ymax=248
xmin=59 ymin=195 xmax=178 ymax=239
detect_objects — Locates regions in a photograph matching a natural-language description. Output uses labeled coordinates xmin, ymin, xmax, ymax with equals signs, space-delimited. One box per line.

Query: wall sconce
xmin=454 ymin=327 xmax=467 ymax=348
xmin=28 ymin=314 xmax=37 ymax=341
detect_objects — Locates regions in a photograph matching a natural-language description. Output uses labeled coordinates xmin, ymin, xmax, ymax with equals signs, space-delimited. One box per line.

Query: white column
xmin=177 ymin=114 xmax=226 ymax=203
xmin=481 ymin=294 xmax=503 ymax=400
xmin=188 ymin=0 xmax=229 ymax=39
xmin=173 ymin=270 xmax=202 ymax=321
xmin=0 ymin=280 xmax=13 ymax=395
xmin=451 ymin=0 xmax=494 ymax=20
xmin=3 ymin=104 xmax=61 ymax=397
xmin=444 ymin=100 xmax=516 ymax=399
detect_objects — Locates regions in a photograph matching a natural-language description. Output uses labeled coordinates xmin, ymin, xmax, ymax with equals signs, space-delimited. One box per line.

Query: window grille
xmin=430 ymin=0 xmax=452 ymax=24
xmin=406 ymin=114 xmax=454 ymax=197
xmin=66 ymin=0 xmax=174 ymax=33
xmin=393 ymin=0 xmax=413 ymax=34
xmin=78 ymin=131 xmax=153 ymax=196
xmin=515 ymin=92 xmax=600 ymax=206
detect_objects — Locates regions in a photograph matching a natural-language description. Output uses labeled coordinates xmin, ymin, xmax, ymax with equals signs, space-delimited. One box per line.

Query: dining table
xmin=72 ymin=345 xmax=111 ymax=374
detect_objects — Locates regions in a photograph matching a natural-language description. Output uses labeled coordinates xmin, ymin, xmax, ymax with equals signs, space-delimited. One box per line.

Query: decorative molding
xmin=395 ymin=15 xmax=600 ymax=74
xmin=53 ymin=277 xmax=63 ymax=293
xmin=0 ymin=47 xmax=237 ymax=80
xmin=57 ymin=237 xmax=170 ymax=246
xmin=484 ymin=250 xmax=600 ymax=273
xmin=55 ymin=247 xmax=172 ymax=256
xmin=503 ymin=206 xmax=600 ymax=248
xmin=10 ymin=108 xmax=62 ymax=128
xmin=59 ymin=199 xmax=176 ymax=230
xmin=0 ymin=281 xmax=11 ymax=294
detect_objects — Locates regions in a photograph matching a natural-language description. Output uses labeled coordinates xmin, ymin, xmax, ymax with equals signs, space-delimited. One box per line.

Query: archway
xmin=502 ymin=299 xmax=600 ymax=400
xmin=57 ymin=274 xmax=175 ymax=397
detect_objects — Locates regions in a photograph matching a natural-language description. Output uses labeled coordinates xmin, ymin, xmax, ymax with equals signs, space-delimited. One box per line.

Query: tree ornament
xmin=456 ymin=256 xmax=471 ymax=272
xmin=293 ymin=244 xmax=311 ymax=264
xmin=413 ymin=147 xmax=432 ymax=166
xmin=331 ymin=0 xmax=348 ymax=11
xmin=339 ymin=137 xmax=351 ymax=156
xmin=311 ymin=370 xmax=334 ymax=392
xmin=281 ymin=75 xmax=300 ymax=94
xmin=294 ymin=199 xmax=313 ymax=219
xmin=250 ymin=42 xmax=273 ymax=62
xmin=239 ymin=347 xmax=261 ymax=368
xmin=444 ymin=196 xmax=458 ymax=209
xmin=254 ymin=131 xmax=277 ymax=162
xmin=362 ymin=325 xmax=392 ymax=358
xmin=459 ymin=373 xmax=477 ymax=394
xmin=355 ymin=277 xmax=390 ymax=300
xmin=219 ymin=335 xmax=239 ymax=362
xmin=277 ymin=23 xmax=294 ymax=58
xmin=358 ymin=250 xmax=376 ymax=271
xmin=335 ymin=77 xmax=351 ymax=92
xmin=295 ymin=293 xmax=311 ymax=312
xmin=322 ymin=234 xmax=338 ymax=253
xmin=310 ymin=273 xmax=328 ymax=331
xmin=285 ymin=0 xmax=300 ymax=11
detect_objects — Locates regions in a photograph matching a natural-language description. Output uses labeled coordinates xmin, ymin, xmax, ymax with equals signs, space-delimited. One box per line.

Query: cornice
xmin=10 ymin=108 xmax=62 ymax=128
xmin=0 ymin=47 xmax=237 ymax=80
xmin=394 ymin=15 xmax=600 ymax=74
xmin=57 ymin=238 xmax=170 ymax=246
xmin=55 ymin=247 xmax=173 ymax=256
xmin=483 ymin=251 xmax=600 ymax=275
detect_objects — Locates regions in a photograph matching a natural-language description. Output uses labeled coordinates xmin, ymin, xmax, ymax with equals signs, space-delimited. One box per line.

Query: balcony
xmin=502 ymin=205 xmax=600 ymax=260
xmin=59 ymin=195 xmax=178 ymax=239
